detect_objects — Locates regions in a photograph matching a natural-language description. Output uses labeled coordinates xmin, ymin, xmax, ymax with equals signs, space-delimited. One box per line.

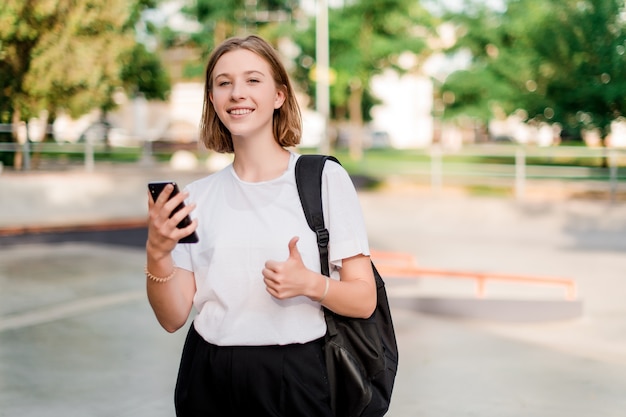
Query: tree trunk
xmin=348 ymin=82 xmax=364 ymax=160
xmin=11 ymin=110 xmax=22 ymax=170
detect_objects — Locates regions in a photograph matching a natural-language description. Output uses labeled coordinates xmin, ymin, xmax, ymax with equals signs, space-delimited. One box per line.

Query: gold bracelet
xmin=318 ymin=277 xmax=330 ymax=303
xmin=145 ymin=265 xmax=177 ymax=283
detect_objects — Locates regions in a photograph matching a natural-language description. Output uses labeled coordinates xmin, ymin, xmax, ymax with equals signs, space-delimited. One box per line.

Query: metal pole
xmin=609 ymin=148 xmax=618 ymax=203
xmin=515 ymin=147 xmax=526 ymax=201
xmin=22 ymin=141 xmax=30 ymax=171
xmin=316 ymin=0 xmax=330 ymax=154
xmin=84 ymin=134 xmax=94 ymax=172
xmin=16 ymin=122 xmax=30 ymax=171
xmin=430 ymin=145 xmax=442 ymax=194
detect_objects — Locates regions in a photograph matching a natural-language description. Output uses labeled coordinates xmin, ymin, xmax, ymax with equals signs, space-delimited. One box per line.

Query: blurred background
xmin=2 ymin=1 xmax=626 ymax=416
xmin=1 ymin=0 xmax=625 ymax=196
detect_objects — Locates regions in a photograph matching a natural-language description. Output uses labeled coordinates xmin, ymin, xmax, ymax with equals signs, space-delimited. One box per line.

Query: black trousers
xmin=174 ymin=323 xmax=333 ymax=417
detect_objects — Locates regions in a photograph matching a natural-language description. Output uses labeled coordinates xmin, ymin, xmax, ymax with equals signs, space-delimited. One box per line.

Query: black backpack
xmin=295 ymin=154 xmax=399 ymax=417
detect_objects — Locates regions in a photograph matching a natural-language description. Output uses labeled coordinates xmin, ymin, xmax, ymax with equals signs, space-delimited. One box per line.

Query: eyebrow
xmin=214 ymin=70 xmax=266 ymax=79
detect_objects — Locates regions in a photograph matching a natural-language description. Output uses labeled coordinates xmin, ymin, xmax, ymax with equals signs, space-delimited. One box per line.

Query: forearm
xmin=146 ymin=250 xmax=195 ymax=332
xmin=313 ymin=274 xmax=376 ymax=318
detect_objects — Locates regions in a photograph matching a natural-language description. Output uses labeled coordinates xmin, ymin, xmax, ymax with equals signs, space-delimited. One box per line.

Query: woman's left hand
xmin=263 ymin=237 xmax=316 ymax=299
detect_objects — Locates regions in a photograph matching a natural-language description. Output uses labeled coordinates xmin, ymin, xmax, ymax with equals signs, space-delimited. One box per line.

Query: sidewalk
xmin=0 ymin=163 xmax=205 ymax=231
xmin=2 ymin=163 xmax=626 ymax=416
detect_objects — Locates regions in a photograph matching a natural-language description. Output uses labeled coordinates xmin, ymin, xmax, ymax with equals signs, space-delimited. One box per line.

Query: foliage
xmin=0 ymin=0 xmax=168 ymax=123
xmin=119 ymin=42 xmax=171 ymax=101
xmin=441 ymin=0 xmax=626 ymax=136
xmin=291 ymin=0 xmax=435 ymax=122
xmin=177 ymin=0 xmax=437 ymax=128
xmin=179 ymin=0 xmax=298 ymax=78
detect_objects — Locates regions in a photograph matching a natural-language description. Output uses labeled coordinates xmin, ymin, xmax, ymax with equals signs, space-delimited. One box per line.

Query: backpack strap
xmin=295 ymin=154 xmax=340 ymax=278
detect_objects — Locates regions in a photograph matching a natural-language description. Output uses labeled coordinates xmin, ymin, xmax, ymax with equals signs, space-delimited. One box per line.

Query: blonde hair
xmin=200 ymin=35 xmax=302 ymax=153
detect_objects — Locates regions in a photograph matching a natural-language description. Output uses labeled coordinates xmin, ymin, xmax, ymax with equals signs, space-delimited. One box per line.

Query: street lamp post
xmin=316 ymin=0 xmax=330 ymax=154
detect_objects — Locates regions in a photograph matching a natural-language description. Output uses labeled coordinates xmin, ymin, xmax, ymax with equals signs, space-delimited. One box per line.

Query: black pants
xmin=174 ymin=324 xmax=333 ymax=417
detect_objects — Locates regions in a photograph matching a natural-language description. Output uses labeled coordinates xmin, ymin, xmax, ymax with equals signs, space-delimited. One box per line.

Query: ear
xmin=274 ymin=86 xmax=286 ymax=109
xmin=209 ymin=91 xmax=214 ymax=103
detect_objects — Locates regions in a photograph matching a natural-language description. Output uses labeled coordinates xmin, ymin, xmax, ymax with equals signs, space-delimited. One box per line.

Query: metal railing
xmin=371 ymin=249 xmax=578 ymax=301
xmin=414 ymin=144 xmax=624 ymax=201
xmin=1 ymin=122 xmax=624 ymax=200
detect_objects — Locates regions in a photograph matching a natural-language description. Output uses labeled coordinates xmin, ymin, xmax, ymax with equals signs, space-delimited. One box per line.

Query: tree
xmin=292 ymin=0 xmax=436 ymax=157
xmin=178 ymin=0 xmax=298 ymax=78
xmin=158 ymin=0 xmax=438 ymax=156
xmin=119 ymin=43 xmax=171 ymax=101
xmin=1 ymin=0 xmax=133 ymax=121
xmin=440 ymin=0 xmax=626 ymax=142
xmin=0 ymin=0 xmax=169 ymax=163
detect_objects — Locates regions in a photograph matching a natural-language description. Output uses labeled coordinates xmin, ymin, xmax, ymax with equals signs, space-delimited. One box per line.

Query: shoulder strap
xmin=295 ymin=154 xmax=340 ymax=277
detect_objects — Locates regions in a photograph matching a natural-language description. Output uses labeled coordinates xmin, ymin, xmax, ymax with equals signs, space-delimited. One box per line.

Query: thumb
xmin=287 ymin=236 xmax=301 ymax=260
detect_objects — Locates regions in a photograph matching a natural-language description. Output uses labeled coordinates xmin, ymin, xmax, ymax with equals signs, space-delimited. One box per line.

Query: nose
xmin=230 ymin=81 xmax=245 ymax=100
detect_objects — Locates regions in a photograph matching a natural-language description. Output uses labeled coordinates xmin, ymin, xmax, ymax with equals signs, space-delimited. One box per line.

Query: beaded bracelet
xmin=145 ymin=265 xmax=177 ymax=283
xmin=318 ymin=277 xmax=330 ymax=303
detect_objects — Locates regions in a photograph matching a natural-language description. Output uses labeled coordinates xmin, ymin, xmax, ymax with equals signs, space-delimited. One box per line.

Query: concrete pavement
xmin=1 ymin=162 xmax=626 ymax=416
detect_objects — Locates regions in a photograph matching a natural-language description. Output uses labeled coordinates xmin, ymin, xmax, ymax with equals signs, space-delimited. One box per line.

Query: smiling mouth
xmin=228 ymin=108 xmax=253 ymax=115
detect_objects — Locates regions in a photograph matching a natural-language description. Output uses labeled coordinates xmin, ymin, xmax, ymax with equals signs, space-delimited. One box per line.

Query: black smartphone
xmin=148 ymin=181 xmax=199 ymax=244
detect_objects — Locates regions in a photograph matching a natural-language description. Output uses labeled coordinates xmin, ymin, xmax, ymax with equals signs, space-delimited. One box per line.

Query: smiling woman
xmin=199 ymin=35 xmax=302 ymax=155
xmin=208 ymin=49 xmax=286 ymax=151
xmin=144 ymin=34 xmax=377 ymax=417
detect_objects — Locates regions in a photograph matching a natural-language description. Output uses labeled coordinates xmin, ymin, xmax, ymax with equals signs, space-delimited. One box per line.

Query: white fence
xmin=1 ymin=122 xmax=624 ymax=201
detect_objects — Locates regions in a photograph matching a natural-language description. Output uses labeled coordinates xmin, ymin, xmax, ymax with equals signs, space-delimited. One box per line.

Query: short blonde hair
xmin=200 ymin=35 xmax=302 ymax=153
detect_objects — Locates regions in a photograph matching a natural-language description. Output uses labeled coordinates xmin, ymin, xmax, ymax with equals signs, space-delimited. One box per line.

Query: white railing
xmin=425 ymin=144 xmax=624 ymax=201
xmin=1 ymin=122 xmax=624 ymax=201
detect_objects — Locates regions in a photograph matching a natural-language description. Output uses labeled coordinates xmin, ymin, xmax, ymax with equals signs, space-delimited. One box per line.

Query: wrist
xmin=145 ymin=264 xmax=177 ymax=283
xmin=318 ymin=277 xmax=330 ymax=303
xmin=146 ymin=241 xmax=171 ymax=263
xmin=311 ymin=274 xmax=330 ymax=304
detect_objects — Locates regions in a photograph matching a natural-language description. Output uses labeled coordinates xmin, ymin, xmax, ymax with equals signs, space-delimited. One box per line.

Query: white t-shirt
xmin=172 ymin=151 xmax=370 ymax=346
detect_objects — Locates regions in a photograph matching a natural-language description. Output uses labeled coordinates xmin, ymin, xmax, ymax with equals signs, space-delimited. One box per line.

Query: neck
xmin=232 ymin=143 xmax=291 ymax=182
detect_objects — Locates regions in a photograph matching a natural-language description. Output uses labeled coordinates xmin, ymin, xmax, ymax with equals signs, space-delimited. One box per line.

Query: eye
xmin=248 ymin=78 xmax=260 ymax=84
xmin=217 ymin=80 xmax=231 ymax=87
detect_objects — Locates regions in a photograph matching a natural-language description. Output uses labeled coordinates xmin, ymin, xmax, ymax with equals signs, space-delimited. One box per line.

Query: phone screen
xmin=148 ymin=181 xmax=199 ymax=243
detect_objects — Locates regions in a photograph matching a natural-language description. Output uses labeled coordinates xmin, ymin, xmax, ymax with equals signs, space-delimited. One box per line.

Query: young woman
xmin=145 ymin=34 xmax=376 ymax=417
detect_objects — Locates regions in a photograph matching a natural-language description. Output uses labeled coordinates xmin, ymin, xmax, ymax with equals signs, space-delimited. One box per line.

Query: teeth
xmin=230 ymin=108 xmax=252 ymax=115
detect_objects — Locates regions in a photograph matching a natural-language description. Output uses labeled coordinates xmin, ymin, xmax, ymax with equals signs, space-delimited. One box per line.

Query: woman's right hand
xmin=145 ymin=184 xmax=198 ymax=332
xmin=146 ymin=183 xmax=198 ymax=259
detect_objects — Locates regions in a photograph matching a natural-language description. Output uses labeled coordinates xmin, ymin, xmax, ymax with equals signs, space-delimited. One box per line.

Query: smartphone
xmin=148 ymin=181 xmax=199 ymax=244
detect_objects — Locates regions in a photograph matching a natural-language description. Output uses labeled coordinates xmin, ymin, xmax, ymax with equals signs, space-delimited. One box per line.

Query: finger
xmin=172 ymin=217 xmax=198 ymax=239
xmin=287 ymin=236 xmax=301 ymax=260
xmin=163 ymin=191 xmax=189 ymax=215
xmin=264 ymin=260 xmax=279 ymax=274
xmin=169 ymin=202 xmax=196 ymax=225
xmin=262 ymin=269 xmax=274 ymax=283
xmin=265 ymin=285 xmax=277 ymax=298
xmin=156 ymin=183 xmax=175 ymax=205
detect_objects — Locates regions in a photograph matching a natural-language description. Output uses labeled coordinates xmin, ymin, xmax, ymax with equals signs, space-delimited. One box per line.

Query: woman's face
xmin=209 ymin=49 xmax=286 ymax=142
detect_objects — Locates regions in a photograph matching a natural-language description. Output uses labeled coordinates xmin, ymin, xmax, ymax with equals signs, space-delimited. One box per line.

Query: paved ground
xmin=1 ymin=163 xmax=626 ymax=416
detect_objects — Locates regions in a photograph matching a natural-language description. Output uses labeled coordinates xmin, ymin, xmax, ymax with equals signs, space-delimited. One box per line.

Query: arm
xmin=145 ymin=184 xmax=198 ymax=332
xmin=314 ymin=253 xmax=376 ymax=318
xmin=263 ymin=237 xmax=377 ymax=319
xmin=264 ymin=157 xmax=376 ymax=317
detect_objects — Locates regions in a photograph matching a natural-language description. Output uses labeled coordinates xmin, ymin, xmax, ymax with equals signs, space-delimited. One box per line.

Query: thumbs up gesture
xmin=263 ymin=237 xmax=313 ymax=300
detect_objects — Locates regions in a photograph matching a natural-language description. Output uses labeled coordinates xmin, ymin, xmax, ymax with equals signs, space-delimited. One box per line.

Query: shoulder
xmin=322 ymin=157 xmax=344 ymax=173
xmin=321 ymin=156 xmax=350 ymax=182
xmin=294 ymin=153 xmax=345 ymax=175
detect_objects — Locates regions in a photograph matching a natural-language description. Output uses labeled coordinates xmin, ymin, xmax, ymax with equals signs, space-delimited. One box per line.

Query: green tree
xmin=0 ymin=0 xmax=170 ymax=166
xmin=1 ymin=0 xmax=130 ymax=121
xmin=177 ymin=0 xmax=298 ymax=78
xmin=441 ymin=0 xmax=626 ymax=142
xmin=293 ymin=0 xmax=436 ymax=156
xmin=119 ymin=42 xmax=171 ymax=101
